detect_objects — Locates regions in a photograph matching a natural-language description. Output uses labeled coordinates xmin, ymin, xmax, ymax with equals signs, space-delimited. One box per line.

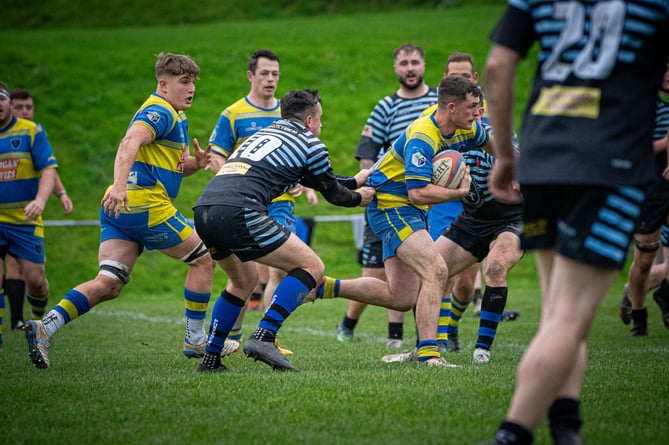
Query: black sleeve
xmin=302 ymin=170 xmax=362 ymax=207
xmin=489 ymin=4 xmax=536 ymax=57
xmin=354 ymin=135 xmax=382 ymax=161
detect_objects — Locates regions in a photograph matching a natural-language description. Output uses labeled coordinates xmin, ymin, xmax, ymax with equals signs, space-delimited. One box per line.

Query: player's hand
xmin=60 ymin=194 xmax=74 ymax=216
xmin=192 ymin=138 xmax=207 ymax=170
xmin=289 ymin=184 xmax=304 ymax=197
xmin=489 ymin=157 xmax=521 ymax=204
xmin=454 ymin=166 xmax=472 ymax=199
xmin=23 ymin=198 xmax=46 ymax=221
xmin=356 ymin=186 xmax=376 ymax=207
xmin=304 ymin=187 xmax=319 ymax=206
xmin=354 ymin=168 xmax=374 ymax=187
xmin=101 ymin=184 xmax=130 ymax=219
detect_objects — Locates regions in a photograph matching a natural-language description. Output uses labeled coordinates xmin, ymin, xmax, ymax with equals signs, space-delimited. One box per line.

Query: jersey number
xmin=542 ymin=0 xmax=625 ymax=81
xmin=234 ymin=135 xmax=282 ymax=161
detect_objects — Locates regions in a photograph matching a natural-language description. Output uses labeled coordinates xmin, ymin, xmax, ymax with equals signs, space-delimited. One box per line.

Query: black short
xmin=443 ymin=212 xmax=521 ymax=262
xmin=193 ymin=205 xmax=290 ymax=262
xmin=521 ymin=184 xmax=645 ymax=270
xmin=358 ymin=220 xmax=384 ymax=268
xmin=636 ymin=178 xmax=669 ymax=235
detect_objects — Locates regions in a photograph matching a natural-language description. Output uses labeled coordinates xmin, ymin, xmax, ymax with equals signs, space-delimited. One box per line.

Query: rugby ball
xmin=431 ymin=150 xmax=465 ymax=189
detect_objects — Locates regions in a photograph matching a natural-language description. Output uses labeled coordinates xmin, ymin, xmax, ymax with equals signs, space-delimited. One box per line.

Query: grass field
xmin=1 ymin=4 xmax=669 ymax=445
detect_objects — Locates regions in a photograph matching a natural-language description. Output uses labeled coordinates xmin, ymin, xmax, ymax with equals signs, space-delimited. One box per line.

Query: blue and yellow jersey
xmin=369 ymin=113 xmax=488 ymax=210
xmin=0 ymin=116 xmax=58 ymax=226
xmin=209 ymin=96 xmax=293 ymax=203
xmin=105 ymin=93 xmax=189 ymax=228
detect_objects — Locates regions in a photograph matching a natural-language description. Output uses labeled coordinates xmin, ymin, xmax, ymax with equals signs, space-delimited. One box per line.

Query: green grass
xmin=1 ymin=5 xmax=668 ymax=445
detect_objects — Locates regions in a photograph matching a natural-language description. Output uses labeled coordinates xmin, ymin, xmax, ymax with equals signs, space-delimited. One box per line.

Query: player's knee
xmin=99 ymin=260 xmax=130 ymax=285
xmin=181 ymin=241 xmax=210 ymax=266
xmin=483 ymin=260 xmax=508 ymax=284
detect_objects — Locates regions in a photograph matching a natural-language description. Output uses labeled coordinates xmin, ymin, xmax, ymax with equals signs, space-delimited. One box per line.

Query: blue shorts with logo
xmin=0 ymin=223 xmax=46 ymax=264
xmin=367 ymin=200 xmax=428 ymax=261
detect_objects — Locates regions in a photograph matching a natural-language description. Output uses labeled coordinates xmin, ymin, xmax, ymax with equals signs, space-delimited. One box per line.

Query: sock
xmin=258 ymin=269 xmax=316 ymax=335
xmin=41 ymin=289 xmax=91 ymax=337
xmin=227 ymin=327 xmax=243 ymax=341
xmin=206 ymin=290 xmax=245 ymax=354
xmin=249 ymin=292 xmax=262 ymax=302
xmin=436 ymin=294 xmax=451 ymax=343
xmin=656 ymin=279 xmax=669 ymax=299
xmin=416 ymin=340 xmax=439 ymax=362
xmin=447 ymin=292 xmax=469 ymax=338
xmin=184 ymin=288 xmax=210 ymax=345
xmin=342 ymin=315 xmax=358 ymax=331
xmin=494 ymin=421 xmax=533 ymax=444
xmin=316 ymin=276 xmax=340 ymax=299
xmin=26 ymin=290 xmax=49 ymax=320
xmin=388 ymin=322 xmax=403 ymax=340
xmin=201 ymin=351 xmax=221 ymax=369
xmin=548 ymin=398 xmax=582 ymax=436
xmin=476 ymin=286 xmax=508 ymax=350
xmin=5 ymin=278 xmax=26 ymax=325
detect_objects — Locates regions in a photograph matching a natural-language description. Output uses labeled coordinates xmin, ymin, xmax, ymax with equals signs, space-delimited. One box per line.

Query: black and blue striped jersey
xmin=653 ymin=94 xmax=669 ymax=173
xmin=195 ymin=119 xmax=359 ymax=211
xmin=355 ymin=88 xmax=438 ymax=162
xmin=491 ymin=0 xmax=669 ymax=186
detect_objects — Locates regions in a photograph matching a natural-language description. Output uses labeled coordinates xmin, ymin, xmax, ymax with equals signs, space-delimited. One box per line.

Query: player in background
xmin=484 ymin=1 xmax=669 ymax=443
xmin=336 ymin=43 xmax=438 ymax=348
xmin=618 ymin=64 xmax=669 ymax=336
xmin=194 ymin=89 xmax=375 ymax=372
xmin=316 ymin=76 xmax=478 ymax=367
xmin=0 ymin=88 xmax=74 ymax=334
xmin=0 ymin=81 xmax=57 ymax=350
xmin=22 ymin=53 xmax=235 ymax=369
xmin=206 ymin=49 xmax=318 ymax=356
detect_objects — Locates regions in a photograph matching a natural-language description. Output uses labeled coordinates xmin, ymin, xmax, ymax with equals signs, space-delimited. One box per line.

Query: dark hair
xmin=393 ymin=44 xmax=425 ymax=60
xmin=10 ymin=88 xmax=32 ymax=101
xmin=0 ymin=81 xmax=9 ymax=93
xmin=445 ymin=52 xmax=476 ymax=72
xmin=438 ymin=75 xmax=481 ymax=107
xmin=248 ymin=49 xmax=280 ymax=73
xmin=280 ymin=89 xmax=321 ymax=121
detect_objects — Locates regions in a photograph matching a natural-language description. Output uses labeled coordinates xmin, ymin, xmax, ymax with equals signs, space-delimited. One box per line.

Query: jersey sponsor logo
xmin=219 ymin=161 xmax=251 ymax=176
xmin=0 ymin=158 xmax=19 ymax=180
xmin=10 ymin=138 xmax=22 ymax=150
xmin=411 ymin=152 xmax=426 ymax=168
xmin=147 ymin=111 xmax=161 ymax=123
xmin=531 ymin=85 xmax=601 ymax=119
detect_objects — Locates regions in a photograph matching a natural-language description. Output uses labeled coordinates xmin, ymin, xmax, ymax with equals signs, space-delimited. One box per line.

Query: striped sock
xmin=184 ymin=288 xmax=210 ymax=344
xmin=416 ymin=340 xmax=440 ymax=362
xmin=476 ymin=286 xmax=508 ymax=350
xmin=436 ymin=295 xmax=451 ymax=344
xmin=27 ymin=291 xmax=49 ymax=320
xmin=447 ymin=293 xmax=470 ymax=339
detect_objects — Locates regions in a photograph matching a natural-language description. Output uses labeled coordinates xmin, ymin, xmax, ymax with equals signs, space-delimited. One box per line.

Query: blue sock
xmin=206 ymin=290 xmax=245 ymax=354
xmin=259 ymin=269 xmax=315 ymax=335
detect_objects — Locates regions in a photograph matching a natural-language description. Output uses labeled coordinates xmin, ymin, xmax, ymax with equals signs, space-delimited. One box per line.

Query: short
xmin=635 ymin=178 xmax=669 ymax=235
xmin=367 ymin=201 xmax=428 ymax=262
xmin=443 ymin=212 xmax=521 ymax=262
xmin=193 ymin=205 xmax=290 ymax=262
xmin=428 ymin=200 xmax=463 ymax=241
xmin=521 ymin=184 xmax=645 ymax=270
xmin=99 ymin=207 xmax=193 ymax=251
xmin=359 ymin=214 xmax=383 ymax=268
xmin=0 ymin=223 xmax=46 ymax=264
xmin=268 ymin=201 xmax=296 ymax=233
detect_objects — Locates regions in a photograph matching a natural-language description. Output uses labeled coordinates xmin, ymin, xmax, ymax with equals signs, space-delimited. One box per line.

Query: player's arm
xmin=53 ymin=171 xmax=73 ymax=215
xmin=407 ymin=170 xmax=471 ymax=206
xmin=303 ymin=169 xmax=374 ymax=208
xmin=24 ymin=166 xmax=57 ymax=221
xmin=182 ymin=137 xmax=207 ymax=176
xmin=102 ymin=123 xmax=153 ymax=218
xmin=485 ymin=43 xmax=523 ymax=204
xmin=206 ymin=146 xmax=228 ymax=173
